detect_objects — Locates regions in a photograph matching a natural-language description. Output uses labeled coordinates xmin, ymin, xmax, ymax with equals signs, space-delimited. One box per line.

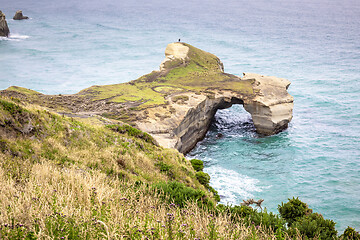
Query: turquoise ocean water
xmin=1 ymin=0 xmax=359 ymax=231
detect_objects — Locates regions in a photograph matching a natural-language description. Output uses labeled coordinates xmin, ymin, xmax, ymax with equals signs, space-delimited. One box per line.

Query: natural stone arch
xmin=174 ymin=95 xmax=245 ymax=153
xmin=134 ymin=44 xmax=293 ymax=154
xmin=1 ymin=42 xmax=293 ymax=154
xmin=169 ymin=85 xmax=293 ymax=154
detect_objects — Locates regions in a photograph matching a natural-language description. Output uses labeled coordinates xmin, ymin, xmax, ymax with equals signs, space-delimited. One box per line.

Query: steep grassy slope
xmin=0 ymin=97 xmax=200 ymax=187
xmin=0 ymin=96 xmax=357 ymax=239
xmin=0 ymin=96 xmax=282 ymax=239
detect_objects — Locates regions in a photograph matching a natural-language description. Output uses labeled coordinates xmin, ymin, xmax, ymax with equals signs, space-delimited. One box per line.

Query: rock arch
xmin=170 ymin=83 xmax=293 ymax=154
xmin=1 ymin=42 xmax=293 ymax=154
xmin=174 ymin=95 xmax=245 ymax=153
xmin=134 ymin=44 xmax=293 ymax=154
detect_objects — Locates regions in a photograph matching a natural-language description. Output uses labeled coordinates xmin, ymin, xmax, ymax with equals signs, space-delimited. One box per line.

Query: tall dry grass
xmin=0 ymin=96 xmax=299 ymax=239
xmin=0 ymin=157 xmax=295 ymax=239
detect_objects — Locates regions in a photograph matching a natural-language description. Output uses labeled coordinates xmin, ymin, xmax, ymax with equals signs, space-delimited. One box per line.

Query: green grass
xmin=1 ymin=43 xmax=254 ymax=113
xmin=5 ymin=86 xmax=41 ymax=96
xmin=0 ymin=96 xmax=358 ymax=239
xmin=0 ymin=99 xmax=27 ymax=114
xmin=152 ymin=86 xmax=184 ymax=94
xmin=0 ymin=96 xmax=201 ymax=187
xmin=77 ymin=43 xmax=254 ymax=109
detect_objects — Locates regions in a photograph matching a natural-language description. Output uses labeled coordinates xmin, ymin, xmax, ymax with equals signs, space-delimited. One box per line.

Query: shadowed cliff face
xmin=0 ymin=11 xmax=10 ymax=37
xmin=0 ymin=42 xmax=293 ymax=153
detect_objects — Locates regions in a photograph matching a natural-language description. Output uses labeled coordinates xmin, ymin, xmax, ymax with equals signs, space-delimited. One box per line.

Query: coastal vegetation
xmin=79 ymin=43 xmax=254 ymax=110
xmin=0 ymin=96 xmax=359 ymax=239
xmin=0 ymin=42 xmax=294 ymax=155
xmin=1 ymin=43 xmax=255 ymax=119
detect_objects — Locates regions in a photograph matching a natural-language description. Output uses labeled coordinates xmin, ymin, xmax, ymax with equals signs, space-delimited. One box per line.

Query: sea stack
xmin=0 ymin=10 xmax=10 ymax=37
xmin=13 ymin=10 xmax=29 ymax=20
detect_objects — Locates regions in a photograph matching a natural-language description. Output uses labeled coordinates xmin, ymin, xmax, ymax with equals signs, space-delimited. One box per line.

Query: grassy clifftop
xmin=79 ymin=43 xmax=253 ymax=109
xmin=0 ymin=43 xmax=256 ymax=127
xmin=1 ymin=43 xmax=253 ymax=114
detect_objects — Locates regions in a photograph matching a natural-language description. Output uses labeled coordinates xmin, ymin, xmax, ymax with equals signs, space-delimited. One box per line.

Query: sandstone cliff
xmin=0 ymin=10 xmax=10 ymax=37
xmin=0 ymin=43 xmax=293 ymax=153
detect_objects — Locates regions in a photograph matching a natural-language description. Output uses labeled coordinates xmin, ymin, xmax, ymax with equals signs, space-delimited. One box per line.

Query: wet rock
xmin=216 ymin=133 xmax=224 ymax=139
xmin=0 ymin=10 xmax=10 ymax=37
xmin=13 ymin=10 xmax=29 ymax=20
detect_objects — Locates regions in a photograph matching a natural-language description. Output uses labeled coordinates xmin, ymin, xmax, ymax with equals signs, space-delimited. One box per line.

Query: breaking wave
xmin=206 ymin=165 xmax=269 ymax=205
xmin=0 ymin=34 xmax=30 ymax=41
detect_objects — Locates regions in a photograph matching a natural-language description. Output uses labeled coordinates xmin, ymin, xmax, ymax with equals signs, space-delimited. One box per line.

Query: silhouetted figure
xmin=178 ymin=39 xmax=181 ymax=42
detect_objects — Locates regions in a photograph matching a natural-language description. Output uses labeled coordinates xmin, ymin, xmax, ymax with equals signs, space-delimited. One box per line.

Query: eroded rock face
xmin=135 ymin=74 xmax=293 ymax=154
xmin=13 ymin=10 xmax=28 ymax=20
xmin=0 ymin=11 xmax=10 ymax=37
xmin=133 ymin=44 xmax=293 ymax=153
xmin=242 ymin=73 xmax=293 ymax=135
xmin=159 ymin=43 xmax=189 ymax=71
xmin=1 ymin=42 xmax=293 ymax=154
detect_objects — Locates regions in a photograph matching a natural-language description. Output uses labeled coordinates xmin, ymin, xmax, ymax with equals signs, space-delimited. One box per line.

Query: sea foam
xmin=206 ymin=165 xmax=270 ymax=205
xmin=0 ymin=34 xmax=30 ymax=41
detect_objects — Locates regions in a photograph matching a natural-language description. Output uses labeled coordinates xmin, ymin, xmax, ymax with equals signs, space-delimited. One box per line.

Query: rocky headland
xmin=0 ymin=10 xmax=10 ymax=37
xmin=0 ymin=42 xmax=293 ymax=153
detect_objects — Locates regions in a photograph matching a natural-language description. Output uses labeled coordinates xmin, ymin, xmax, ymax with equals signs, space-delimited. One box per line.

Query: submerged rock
xmin=1 ymin=42 xmax=294 ymax=154
xmin=13 ymin=10 xmax=28 ymax=20
xmin=0 ymin=10 xmax=10 ymax=37
xmin=216 ymin=133 xmax=224 ymax=139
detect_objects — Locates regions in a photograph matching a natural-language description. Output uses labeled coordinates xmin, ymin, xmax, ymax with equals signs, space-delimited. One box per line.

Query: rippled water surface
xmin=1 ymin=0 xmax=359 ymax=231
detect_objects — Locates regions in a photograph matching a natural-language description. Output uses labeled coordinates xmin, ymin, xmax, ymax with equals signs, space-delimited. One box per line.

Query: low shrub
xmin=278 ymin=197 xmax=312 ymax=226
xmin=217 ymin=205 xmax=286 ymax=232
xmin=193 ymin=168 xmax=220 ymax=203
xmin=152 ymin=181 xmax=214 ymax=209
xmin=342 ymin=226 xmax=360 ymax=240
xmin=171 ymin=95 xmax=189 ymax=103
xmin=208 ymin=186 xmax=221 ymax=202
xmin=288 ymin=213 xmax=337 ymax=239
xmin=195 ymin=171 xmax=210 ymax=187
xmin=155 ymin=161 xmax=172 ymax=172
xmin=155 ymin=161 xmax=174 ymax=178
xmin=190 ymin=159 xmax=204 ymax=172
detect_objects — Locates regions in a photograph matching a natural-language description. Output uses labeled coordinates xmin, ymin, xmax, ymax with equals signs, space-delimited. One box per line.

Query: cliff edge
xmin=0 ymin=42 xmax=293 ymax=153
